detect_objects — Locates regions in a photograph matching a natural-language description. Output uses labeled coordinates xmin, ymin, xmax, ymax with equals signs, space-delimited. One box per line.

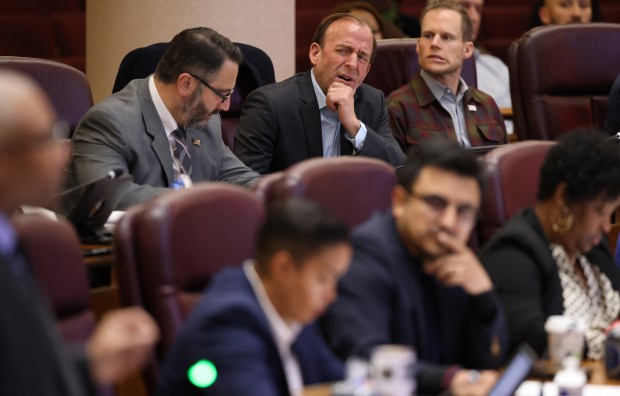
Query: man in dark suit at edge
xmin=234 ymin=13 xmax=406 ymax=174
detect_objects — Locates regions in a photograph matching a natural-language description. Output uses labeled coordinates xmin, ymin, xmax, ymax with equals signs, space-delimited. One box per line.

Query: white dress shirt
xmin=310 ymin=69 xmax=367 ymax=156
xmin=243 ymin=261 xmax=304 ymax=396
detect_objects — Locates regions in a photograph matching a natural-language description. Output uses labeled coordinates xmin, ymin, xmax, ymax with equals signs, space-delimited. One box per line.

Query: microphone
xmin=56 ymin=169 xmax=125 ymax=197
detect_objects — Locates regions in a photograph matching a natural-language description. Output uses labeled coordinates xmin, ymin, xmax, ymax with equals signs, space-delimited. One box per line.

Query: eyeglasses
xmin=1 ymin=121 xmax=68 ymax=154
xmin=409 ymin=191 xmax=479 ymax=224
xmin=188 ymin=73 xmax=233 ymax=103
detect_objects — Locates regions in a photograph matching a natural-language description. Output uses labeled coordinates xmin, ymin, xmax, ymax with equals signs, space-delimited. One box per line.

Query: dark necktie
xmin=172 ymin=127 xmax=193 ymax=177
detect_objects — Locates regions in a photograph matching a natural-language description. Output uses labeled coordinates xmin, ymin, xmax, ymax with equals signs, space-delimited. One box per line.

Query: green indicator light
xmin=188 ymin=359 xmax=218 ymax=388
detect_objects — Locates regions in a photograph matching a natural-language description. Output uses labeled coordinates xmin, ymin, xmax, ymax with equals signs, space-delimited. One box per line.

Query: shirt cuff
xmin=345 ymin=122 xmax=367 ymax=153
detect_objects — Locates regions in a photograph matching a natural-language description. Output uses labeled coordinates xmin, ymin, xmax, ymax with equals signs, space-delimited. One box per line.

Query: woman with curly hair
xmin=480 ymin=130 xmax=620 ymax=360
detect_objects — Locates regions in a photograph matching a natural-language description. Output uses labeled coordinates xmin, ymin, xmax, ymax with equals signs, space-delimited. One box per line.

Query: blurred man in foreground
xmin=0 ymin=70 xmax=159 ymax=395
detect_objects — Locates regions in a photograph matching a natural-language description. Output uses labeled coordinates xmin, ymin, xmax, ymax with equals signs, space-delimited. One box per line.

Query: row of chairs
xmin=13 ymin=139 xmax=556 ymax=393
xmin=3 ymin=22 xmax=620 ymax=146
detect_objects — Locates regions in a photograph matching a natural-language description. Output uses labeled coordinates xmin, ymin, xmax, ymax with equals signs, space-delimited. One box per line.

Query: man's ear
xmin=539 ymin=6 xmax=551 ymax=25
xmin=309 ymin=43 xmax=321 ymax=66
xmin=392 ymin=185 xmax=408 ymax=220
xmin=176 ymin=73 xmax=194 ymax=98
xmin=463 ymin=41 xmax=474 ymax=59
xmin=269 ymin=250 xmax=296 ymax=280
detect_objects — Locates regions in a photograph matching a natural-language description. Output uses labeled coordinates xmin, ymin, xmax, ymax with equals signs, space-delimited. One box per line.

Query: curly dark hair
xmin=538 ymin=129 xmax=620 ymax=204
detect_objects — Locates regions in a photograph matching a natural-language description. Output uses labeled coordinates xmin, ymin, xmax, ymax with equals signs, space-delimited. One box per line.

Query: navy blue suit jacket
xmin=157 ymin=266 xmax=344 ymax=396
xmin=321 ymin=211 xmax=508 ymax=395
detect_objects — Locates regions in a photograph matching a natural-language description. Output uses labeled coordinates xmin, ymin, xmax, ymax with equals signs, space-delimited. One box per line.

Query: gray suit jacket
xmin=65 ymin=77 xmax=259 ymax=209
xmin=233 ymin=71 xmax=406 ymax=174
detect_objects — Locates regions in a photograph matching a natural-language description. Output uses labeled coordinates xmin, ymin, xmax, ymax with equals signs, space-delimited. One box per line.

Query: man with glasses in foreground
xmin=66 ymin=27 xmax=258 ymax=209
xmin=233 ymin=13 xmax=405 ymax=175
xmin=322 ymin=138 xmax=508 ymax=395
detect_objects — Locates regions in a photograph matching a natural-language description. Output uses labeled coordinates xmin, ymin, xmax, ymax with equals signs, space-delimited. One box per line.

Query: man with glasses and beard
xmin=65 ymin=27 xmax=259 ymax=210
xmin=322 ymin=139 xmax=508 ymax=396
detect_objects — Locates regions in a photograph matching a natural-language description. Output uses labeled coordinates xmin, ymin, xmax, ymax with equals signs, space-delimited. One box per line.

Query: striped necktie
xmin=172 ymin=127 xmax=193 ymax=177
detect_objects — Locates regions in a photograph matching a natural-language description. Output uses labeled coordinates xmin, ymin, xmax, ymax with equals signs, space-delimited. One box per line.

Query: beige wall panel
xmin=87 ymin=0 xmax=294 ymax=103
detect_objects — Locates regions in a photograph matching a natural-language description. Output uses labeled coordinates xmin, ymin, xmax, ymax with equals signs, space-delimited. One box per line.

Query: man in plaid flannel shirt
xmin=387 ymin=1 xmax=507 ymax=153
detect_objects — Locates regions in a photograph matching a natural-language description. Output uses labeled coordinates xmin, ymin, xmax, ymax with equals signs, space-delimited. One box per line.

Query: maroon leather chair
xmin=277 ymin=157 xmax=397 ymax=229
xmin=251 ymin=171 xmax=285 ymax=205
xmin=114 ymin=184 xmax=265 ymax=359
xmin=13 ymin=214 xmax=114 ymax=396
xmin=364 ymin=38 xmax=477 ymax=98
xmin=508 ymin=23 xmax=620 ymax=141
xmin=478 ymin=140 xmax=556 ymax=244
xmin=0 ymin=56 xmax=92 ymax=138
xmin=13 ymin=214 xmax=95 ymax=342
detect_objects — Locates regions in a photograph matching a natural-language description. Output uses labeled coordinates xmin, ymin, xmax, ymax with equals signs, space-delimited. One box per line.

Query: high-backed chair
xmin=0 ymin=56 xmax=92 ymax=138
xmin=13 ymin=214 xmax=95 ymax=342
xmin=114 ymin=184 xmax=265 ymax=359
xmin=364 ymin=38 xmax=477 ymax=98
xmin=277 ymin=157 xmax=397 ymax=228
xmin=12 ymin=214 xmax=114 ymax=396
xmin=112 ymin=42 xmax=275 ymax=148
xmin=478 ymin=140 xmax=556 ymax=244
xmin=508 ymin=23 xmax=620 ymax=141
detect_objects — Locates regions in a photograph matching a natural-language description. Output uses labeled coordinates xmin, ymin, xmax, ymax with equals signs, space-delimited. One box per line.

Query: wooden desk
xmin=302 ymin=361 xmax=620 ymax=395
xmin=82 ymin=244 xmax=121 ymax=319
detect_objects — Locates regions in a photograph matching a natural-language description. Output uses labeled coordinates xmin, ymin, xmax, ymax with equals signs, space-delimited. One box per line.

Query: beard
xmin=182 ymin=87 xmax=217 ymax=129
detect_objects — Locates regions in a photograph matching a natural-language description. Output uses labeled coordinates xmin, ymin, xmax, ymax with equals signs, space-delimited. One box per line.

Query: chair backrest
xmin=114 ymin=184 xmax=265 ymax=357
xmin=478 ymin=140 xmax=556 ymax=244
xmin=364 ymin=38 xmax=477 ymax=98
xmin=508 ymin=23 xmax=620 ymax=141
xmin=13 ymin=214 xmax=96 ymax=342
xmin=0 ymin=56 xmax=92 ymax=138
xmin=251 ymin=171 xmax=285 ymax=205
xmin=277 ymin=157 xmax=397 ymax=229
xmin=112 ymin=42 xmax=275 ymax=148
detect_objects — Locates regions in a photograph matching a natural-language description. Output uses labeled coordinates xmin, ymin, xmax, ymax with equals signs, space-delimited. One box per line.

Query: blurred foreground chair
xmin=114 ymin=183 xmax=265 ymax=390
xmin=0 ymin=56 xmax=93 ymax=138
xmin=276 ymin=157 xmax=397 ymax=228
xmin=13 ymin=214 xmax=113 ymax=396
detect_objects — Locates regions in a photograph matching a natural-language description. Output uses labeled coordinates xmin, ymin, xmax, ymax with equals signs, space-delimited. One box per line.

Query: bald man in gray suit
xmin=65 ymin=27 xmax=258 ymax=210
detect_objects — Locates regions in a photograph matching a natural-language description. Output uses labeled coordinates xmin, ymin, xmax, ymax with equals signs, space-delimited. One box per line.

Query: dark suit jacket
xmin=605 ymin=74 xmax=620 ymax=135
xmin=65 ymin=77 xmax=259 ymax=210
xmin=233 ymin=71 xmax=406 ymax=174
xmin=156 ymin=266 xmax=344 ymax=396
xmin=0 ymin=253 xmax=94 ymax=395
xmin=479 ymin=207 xmax=620 ymax=356
xmin=321 ymin=211 xmax=508 ymax=395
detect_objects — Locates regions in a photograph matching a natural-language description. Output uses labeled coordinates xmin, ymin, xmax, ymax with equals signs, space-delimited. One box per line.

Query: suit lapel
xmin=299 ymin=72 xmax=324 ymax=158
xmin=137 ymin=79 xmax=175 ymax=185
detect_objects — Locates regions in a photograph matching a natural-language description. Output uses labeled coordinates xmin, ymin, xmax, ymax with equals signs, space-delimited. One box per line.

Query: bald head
xmin=0 ymin=71 xmax=55 ymax=149
xmin=0 ymin=70 xmax=67 ymax=213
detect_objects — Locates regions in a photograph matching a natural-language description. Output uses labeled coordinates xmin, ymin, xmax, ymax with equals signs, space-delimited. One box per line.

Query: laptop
xmin=57 ymin=170 xmax=132 ymax=243
xmin=487 ymin=343 xmax=538 ymax=396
